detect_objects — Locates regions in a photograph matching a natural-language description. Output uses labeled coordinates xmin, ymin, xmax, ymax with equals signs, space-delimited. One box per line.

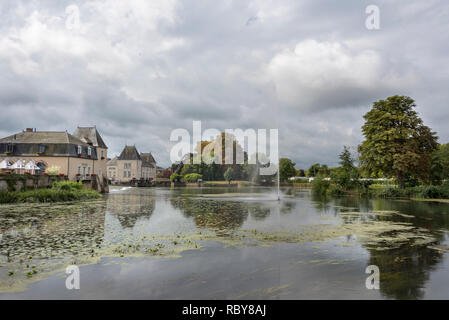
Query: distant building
xmin=0 ymin=127 xmax=108 ymax=182
xmin=106 ymin=156 xmax=118 ymax=181
xmin=72 ymin=126 xmax=108 ymax=180
xmin=156 ymin=166 xmax=165 ymax=176
xmin=108 ymin=146 xmax=157 ymax=183
xmin=140 ymin=152 xmax=157 ymax=180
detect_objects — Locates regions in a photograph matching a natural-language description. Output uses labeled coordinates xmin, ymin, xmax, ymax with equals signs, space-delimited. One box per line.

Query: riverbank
xmin=0 ymin=181 xmax=101 ymax=204
xmin=311 ymin=178 xmax=449 ymax=200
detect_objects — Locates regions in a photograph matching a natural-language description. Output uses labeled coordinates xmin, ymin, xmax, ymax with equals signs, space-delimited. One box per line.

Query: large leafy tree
xmin=332 ymin=146 xmax=359 ymax=189
xmin=358 ymin=95 xmax=438 ymax=188
xmin=430 ymin=143 xmax=449 ymax=185
xmin=279 ymin=158 xmax=296 ymax=181
xmin=306 ymin=163 xmax=322 ymax=177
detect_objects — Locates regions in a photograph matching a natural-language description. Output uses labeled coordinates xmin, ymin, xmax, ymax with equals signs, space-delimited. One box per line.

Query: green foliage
xmin=358 ymin=180 xmax=373 ymax=195
xmin=331 ymin=146 xmax=359 ymax=190
xmin=1 ymin=173 xmax=27 ymax=191
xmin=358 ymin=95 xmax=438 ymax=188
xmin=327 ymin=184 xmax=345 ymax=196
xmin=170 ymin=174 xmax=183 ymax=183
xmin=279 ymin=158 xmax=296 ymax=181
xmin=0 ymin=188 xmax=101 ymax=204
xmin=311 ymin=177 xmax=330 ymax=195
xmin=224 ymin=167 xmax=234 ymax=183
xmin=306 ymin=163 xmax=329 ymax=177
xmin=365 ymin=183 xmax=449 ymax=199
xmin=430 ymin=143 xmax=449 ymax=185
xmin=45 ymin=166 xmax=60 ymax=175
xmin=184 ymin=173 xmax=202 ymax=183
xmin=413 ymin=185 xmax=449 ymax=199
xmin=52 ymin=180 xmax=83 ymax=191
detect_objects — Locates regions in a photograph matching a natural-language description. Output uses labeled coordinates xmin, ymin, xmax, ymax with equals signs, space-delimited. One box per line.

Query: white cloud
xmin=265 ymin=39 xmax=417 ymax=110
xmin=0 ymin=0 xmax=448 ymax=168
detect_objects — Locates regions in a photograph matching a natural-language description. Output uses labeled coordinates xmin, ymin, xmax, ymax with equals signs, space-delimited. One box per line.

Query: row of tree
xmin=287 ymin=95 xmax=448 ymax=190
xmin=169 ymin=95 xmax=447 ymax=189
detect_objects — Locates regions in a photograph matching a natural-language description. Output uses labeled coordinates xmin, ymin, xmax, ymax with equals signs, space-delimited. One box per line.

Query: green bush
xmin=0 ymin=188 xmax=101 ymax=204
xmin=184 ymin=173 xmax=202 ymax=183
xmin=170 ymin=174 xmax=183 ymax=183
xmin=52 ymin=180 xmax=83 ymax=191
xmin=311 ymin=177 xmax=330 ymax=195
xmin=411 ymin=185 xmax=449 ymax=199
xmin=369 ymin=186 xmax=406 ymax=198
xmin=328 ymin=184 xmax=345 ymax=196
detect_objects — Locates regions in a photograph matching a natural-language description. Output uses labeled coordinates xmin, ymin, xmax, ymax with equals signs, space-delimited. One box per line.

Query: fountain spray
xmin=277 ymin=158 xmax=280 ymax=201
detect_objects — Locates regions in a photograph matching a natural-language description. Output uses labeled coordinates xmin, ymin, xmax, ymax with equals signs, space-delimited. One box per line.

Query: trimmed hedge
xmin=184 ymin=173 xmax=202 ymax=183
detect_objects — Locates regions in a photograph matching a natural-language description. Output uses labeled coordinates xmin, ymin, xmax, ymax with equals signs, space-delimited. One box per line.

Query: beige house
xmin=108 ymin=146 xmax=157 ymax=183
xmin=0 ymin=127 xmax=108 ymax=183
xmin=141 ymin=152 xmax=157 ymax=180
xmin=106 ymin=157 xmax=118 ymax=181
xmin=72 ymin=126 xmax=108 ymax=180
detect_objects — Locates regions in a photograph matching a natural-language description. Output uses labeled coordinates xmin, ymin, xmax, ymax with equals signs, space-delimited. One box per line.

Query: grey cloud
xmin=1 ymin=0 xmax=449 ymax=168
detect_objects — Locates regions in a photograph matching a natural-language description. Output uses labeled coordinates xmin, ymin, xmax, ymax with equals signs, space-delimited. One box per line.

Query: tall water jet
xmin=277 ymin=158 xmax=280 ymax=201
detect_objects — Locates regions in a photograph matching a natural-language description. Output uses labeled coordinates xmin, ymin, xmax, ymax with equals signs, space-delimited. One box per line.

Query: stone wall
xmin=0 ymin=174 xmax=68 ymax=192
xmin=0 ymin=174 xmax=109 ymax=193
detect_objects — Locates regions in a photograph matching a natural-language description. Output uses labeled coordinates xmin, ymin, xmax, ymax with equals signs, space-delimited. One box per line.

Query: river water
xmin=1 ymin=186 xmax=449 ymax=299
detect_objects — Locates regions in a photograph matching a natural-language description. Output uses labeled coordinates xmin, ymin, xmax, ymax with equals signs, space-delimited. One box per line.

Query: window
xmin=78 ymin=166 xmax=81 ymax=174
xmin=124 ymin=163 xmax=131 ymax=169
xmin=38 ymin=144 xmax=46 ymax=153
xmin=87 ymin=147 xmax=92 ymax=156
xmin=88 ymin=167 xmax=91 ymax=174
xmin=101 ymin=150 xmax=104 ymax=158
xmin=128 ymin=171 xmax=131 ymax=177
xmin=6 ymin=144 xmax=14 ymax=153
xmin=123 ymin=171 xmax=127 ymax=178
xmin=77 ymin=145 xmax=82 ymax=154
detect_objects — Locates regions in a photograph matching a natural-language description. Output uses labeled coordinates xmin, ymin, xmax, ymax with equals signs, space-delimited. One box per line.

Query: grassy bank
xmin=0 ymin=181 xmax=101 ymax=204
xmin=367 ymin=184 xmax=449 ymax=199
xmin=311 ymin=177 xmax=449 ymax=199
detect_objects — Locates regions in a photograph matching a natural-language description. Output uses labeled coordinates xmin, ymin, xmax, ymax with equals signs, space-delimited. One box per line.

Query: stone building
xmin=108 ymin=145 xmax=157 ymax=183
xmin=0 ymin=127 xmax=108 ymax=183
xmin=0 ymin=128 xmax=107 ymax=180
xmin=140 ymin=152 xmax=157 ymax=180
xmin=72 ymin=126 xmax=108 ymax=180
xmin=106 ymin=156 xmax=118 ymax=182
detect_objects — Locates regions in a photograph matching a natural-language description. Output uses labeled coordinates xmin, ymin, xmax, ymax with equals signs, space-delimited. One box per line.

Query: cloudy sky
xmin=1 ymin=0 xmax=448 ymax=168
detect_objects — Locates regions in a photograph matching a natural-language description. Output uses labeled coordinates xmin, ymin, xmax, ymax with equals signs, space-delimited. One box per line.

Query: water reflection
xmin=1 ymin=187 xmax=449 ymax=299
xmin=107 ymin=193 xmax=155 ymax=228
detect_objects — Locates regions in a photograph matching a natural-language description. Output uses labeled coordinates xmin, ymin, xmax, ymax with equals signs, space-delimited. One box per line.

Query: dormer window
xmin=38 ymin=144 xmax=46 ymax=153
xmin=77 ymin=145 xmax=82 ymax=154
xmin=6 ymin=143 xmax=14 ymax=153
xmin=87 ymin=147 xmax=92 ymax=156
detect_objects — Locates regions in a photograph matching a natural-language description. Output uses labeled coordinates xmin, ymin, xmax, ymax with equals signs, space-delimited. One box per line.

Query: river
xmin=1 ymin=186 xmax=449 ymax=299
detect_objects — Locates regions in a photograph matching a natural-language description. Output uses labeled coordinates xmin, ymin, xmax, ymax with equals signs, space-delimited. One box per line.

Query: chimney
xmin=26 ymin=128 xmax=33 ymax=132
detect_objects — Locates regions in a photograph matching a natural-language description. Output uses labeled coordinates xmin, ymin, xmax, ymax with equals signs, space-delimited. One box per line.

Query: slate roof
xmin=107 ymin=156 xmax=118 ymax=166
xmin=118 ymin=146 xmax=142 ymax=160
xmin=72 ymin=127 xmax=108 ymax=149
xmin=140 ymin=152 xmax=156 ymax=167
xmin=0 ymin=131 xmax=88 ymax=145
xmin=0 ymin=131 xmax=97 ymax=159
